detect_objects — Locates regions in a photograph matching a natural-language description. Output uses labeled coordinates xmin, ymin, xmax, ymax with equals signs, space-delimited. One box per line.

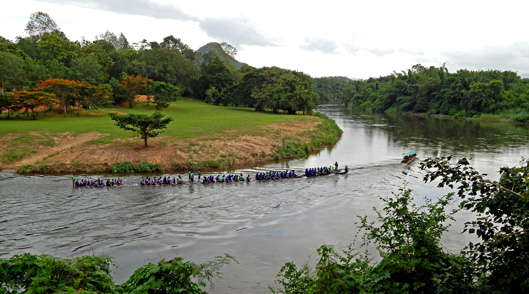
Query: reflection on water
xmin=1 ymin=104 xmax=528 ymax=293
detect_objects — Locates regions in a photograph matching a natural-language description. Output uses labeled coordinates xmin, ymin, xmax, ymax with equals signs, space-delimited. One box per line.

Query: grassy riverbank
xmin=0 ymin=99 xmax=342 ymax=174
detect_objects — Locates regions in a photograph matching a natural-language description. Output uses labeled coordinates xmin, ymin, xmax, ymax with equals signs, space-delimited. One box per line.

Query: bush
xmin=0 ymin=254 xmax=235 ymax=294
xmin=171 ymin=162 xmax=185 ymax=171
xmin=110 ymin=161 xmax=133 ymax=173
xmin=0 ymin=254 xmax=115 ymax=293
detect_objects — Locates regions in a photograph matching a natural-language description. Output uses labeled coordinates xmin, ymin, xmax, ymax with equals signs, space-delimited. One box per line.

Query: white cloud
xmin=2 ymin=0 xmax=529 ymax=78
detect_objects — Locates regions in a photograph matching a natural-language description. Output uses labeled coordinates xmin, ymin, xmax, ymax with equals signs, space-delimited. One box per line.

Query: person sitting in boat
xmin=345 ymin=165 xmax=349 ymax=173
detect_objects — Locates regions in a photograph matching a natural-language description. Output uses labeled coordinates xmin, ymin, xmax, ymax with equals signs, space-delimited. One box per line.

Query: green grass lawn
xmin=0 ymin=98 xmax=314 ymax=141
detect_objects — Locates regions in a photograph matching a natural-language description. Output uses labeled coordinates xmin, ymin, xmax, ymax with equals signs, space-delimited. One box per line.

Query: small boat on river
xmin=401 ymin=150 xmax=417 ymax=164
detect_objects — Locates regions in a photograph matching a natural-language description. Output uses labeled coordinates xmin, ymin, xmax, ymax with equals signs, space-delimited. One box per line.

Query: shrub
xmin=110 ymin=161 xmax=133 ymax=173
xmin=0 ymin=254 xmax=235 ymax=294
xmin=0 ymin=254 xmax=115 ymax=293
xmin=171 ymin=162 xmax=185 ymax=171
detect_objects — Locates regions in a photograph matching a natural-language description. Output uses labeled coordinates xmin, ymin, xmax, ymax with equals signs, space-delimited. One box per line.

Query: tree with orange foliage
xmin=37 ymin=78 xmax=81 ymax=116
xmin=121 ymin=75 xmax=151 ymax=108
xmin=9 ymin=90 xmax=58 ymax=119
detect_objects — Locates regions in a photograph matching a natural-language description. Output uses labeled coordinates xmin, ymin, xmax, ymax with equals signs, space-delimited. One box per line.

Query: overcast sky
xmin=2 ymin=0 xmax=529 ymax=79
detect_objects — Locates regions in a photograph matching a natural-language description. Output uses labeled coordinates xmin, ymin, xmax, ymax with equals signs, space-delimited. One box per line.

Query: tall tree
xmin=68 ymin=56 xmax=107 ymax=85
xmin=160 ymin=35 xmax=194 ymax=59
xmin=220 ymin=42 xmax=237 ymax=58
xmin=37 ymin=78 xmax=82 ymax=116
xmin=196 ymin=56 xmax=234 ymax=101
xmin=37 ymin=32 xmax=80 ymax=67
xmin=0 ymin=52 xmax=25 ymax=94
xmin=25 ymin=11 xmax=60 ymax=40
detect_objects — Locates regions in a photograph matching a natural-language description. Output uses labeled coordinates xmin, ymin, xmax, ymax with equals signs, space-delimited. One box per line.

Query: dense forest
xmin=0 ymin=12 xmax=319 ymax=117
xmin=315 ymin=64 xmax=529 ymax=122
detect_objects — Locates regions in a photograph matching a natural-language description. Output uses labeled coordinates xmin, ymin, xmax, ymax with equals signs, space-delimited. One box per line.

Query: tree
xmin=8 ymin=90 xmax=58 ymax=119
xmin=196 ymin=56 xmax=234 ymax=101
xmin=146 ymin=81 xmax=179 ymax=109
xmin=421 ymin=157 xmax=529 ymax=292
xmin=220 ymin=42 xmax=237 ymax=57
xmin=68 ymin=56 xmax=107 ymax=85
xmin=120 ymin=75 xmax=151 ymax=108
xmin=108 ymin=111 xmax=173 ymax=147
xmin=243 ymin=67 xmax=318 ymax=113
xmin=25 ymin=11 xmax=59 ymax=40
xmin=37 ymin=32 xmax=80 ymax=67
xmin=37 ymin=78 xmax=81 ymax=116
xmin=161 ymin=35 xmax=194 ymax=59
xmin=0 ymin=253 xmax=233 ymax=294
xmin=0 ymin=52 xmax=25 ymax=95
xmin=129 ymin=48 xmax=198 ymax=91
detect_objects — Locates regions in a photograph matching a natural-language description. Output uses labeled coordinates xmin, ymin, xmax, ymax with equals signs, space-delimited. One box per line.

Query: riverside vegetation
xmin=2 ymin=158 xmax=528 ymax=293
xmin=314 ymin=65 xmax=529 ymax=123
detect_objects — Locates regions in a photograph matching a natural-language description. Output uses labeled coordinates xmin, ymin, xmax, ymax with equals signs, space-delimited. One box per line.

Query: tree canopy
xmin=108 ymin=111 xmax=173 ymax=147
xmin=336 ymin=64 xmax=529 ymax=122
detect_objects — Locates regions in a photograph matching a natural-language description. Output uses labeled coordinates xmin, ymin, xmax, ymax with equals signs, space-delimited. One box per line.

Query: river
xmin=1 ymin=104 xmax=528 ymax=293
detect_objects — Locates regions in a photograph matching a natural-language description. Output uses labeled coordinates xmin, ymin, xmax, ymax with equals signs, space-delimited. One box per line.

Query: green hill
xmin=195 ymin=42 xmax=248 ymax=69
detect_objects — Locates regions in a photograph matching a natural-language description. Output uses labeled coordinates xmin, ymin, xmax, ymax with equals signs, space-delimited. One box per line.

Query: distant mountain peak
xmin=196 ymin=42 xmax=247 ymax=69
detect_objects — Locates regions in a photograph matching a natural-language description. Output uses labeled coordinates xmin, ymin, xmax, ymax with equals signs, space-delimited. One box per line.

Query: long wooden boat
xmin=304 ymin=169 xmax=344 ymax=177
xmin=401 ymin=150 xmax=417 ymax=164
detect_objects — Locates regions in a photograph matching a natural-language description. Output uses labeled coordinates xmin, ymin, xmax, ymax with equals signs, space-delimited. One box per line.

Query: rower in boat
xmin=401 ymin=150 xmax=418 ymax=164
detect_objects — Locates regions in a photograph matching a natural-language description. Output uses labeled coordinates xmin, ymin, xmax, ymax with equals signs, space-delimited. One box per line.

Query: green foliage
xmin=339 ymin=64 xmax=529 ymax=118
xmin=146 ymin=81 xmax=179 ymax=110
xmin=196 ymin=55 xmax=235 ymax=102
xmin=0 ymin=254 xmax=235 ymax=294
xmin=273 ymin=140 xmax=307 ymax=160
xmin=16 ymin=164 xmax=34 ymax=174
xmin=118 ymin=254 xmax=235 ymax=294
xmin=109 ymin=111 xmax=173 ymax=147
xmin=110 ymin=161 xmax=133 ymax=173
xmin=497 ymin=107 xmax=529 ymax=122
xmin=224 ymin=66 xmax=319 ymax=114
xmin=421 ymin=157 xmax=529 ymax=292
xmin=308 ymin=113 xmax=343 ymax=148
xmin=134 ymin=161 xmax=164 ymax=173
xmin=312 ymin=76 xmax=351 ymax=102
xmin=0 ymin=253 xmax=115 ymax=293
xmin=110 ymin=161 xmax=164 ymax=173
xmin=171 ymin=162 xmax=185 ymax=171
